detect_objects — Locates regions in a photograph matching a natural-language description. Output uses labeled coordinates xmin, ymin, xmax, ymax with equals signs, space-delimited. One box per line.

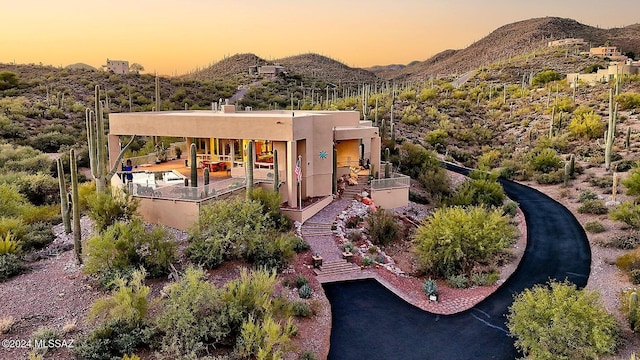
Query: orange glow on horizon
xmin=2 ymin=0 xmax=638 ymax=76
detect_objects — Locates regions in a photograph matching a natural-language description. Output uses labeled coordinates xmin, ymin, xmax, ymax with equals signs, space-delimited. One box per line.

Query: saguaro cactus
xmin=87 ymin=85 xmax=136 ymax=193
xmin=626 ymin=126 xmax=632 ymax=150
xmin=246 ymin=141 xmax=254 ymax=199
xmin=70 ymin=149 xmax=82 ymax=265
xmin=629 ymin=291 xmax=639 ymax=331
xmin=190 ymin=143 xmax=197 ymax=187
xmin=273 ymin=149 xmax=279 ymax=193
xmin=605 ymin=89 xmax=617 ymax=171
xmin=56 ymin=158 xmax=71 ymax=234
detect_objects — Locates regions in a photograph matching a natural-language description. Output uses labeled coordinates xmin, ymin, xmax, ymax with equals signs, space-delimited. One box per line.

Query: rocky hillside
xmin=183 ymin=53 xmax=269 ymax=82
xmin=274 ymin=53 xmax=377 ymax=85
xmin=383 ymin=17 xmax=640 ymax=81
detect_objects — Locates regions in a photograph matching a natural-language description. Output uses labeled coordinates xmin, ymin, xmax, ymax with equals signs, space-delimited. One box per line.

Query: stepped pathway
xmin=340 ymin=175 xmax=370 ymax=200
xmin=300 ymin=198 xmax=365 ymax=283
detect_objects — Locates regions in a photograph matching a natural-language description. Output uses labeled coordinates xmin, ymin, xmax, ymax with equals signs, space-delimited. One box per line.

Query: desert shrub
xmin=12 ymin=173 xmax=59 ymax=206
xmin=447 ymin=274 xmax=468 ymax=288
xmin=21 ymin=222 xmax=55 ymax=251
xmin=301 ymin=351 xmax=317 ymax=360
xmin=249 ymin=187 xmax=290 ymax=231
xmin=589 ymin=175 xmax=613 ymax=189
xmin=534 ymin=169 xmax=565 ymax=185
xmin=298 ymin=284 xmax=312 ymax=299
xmin=84 ymin=219 xmax=176 ymax=280
xmin=0 ymin=231 xmax=22 ymax=256
xmin=246 ymin=231 xmax=296 ymax=271
xmin=622 ymin=165 xmax=640 ymax=196
xmin=502 ymin=200 xmax=518 ymax=217
xmin=362 ymin=257 xmax=374 ymax=266
xmin=290 ymin=301 xmax=311 ymax=317
xmin=616 ymin=92 xmax=640 ymax=110
xmin=423 ymin=278 xmax=438 ymax=296
xmin=579 ymin=189 xmax=599 ymax=202
xmin=507 ymin=280 xmax=619 ymax=359
xmin=584 ymin=221 xmax=606 ymax=233
xmin=88 ymin=269 xmax=150 ymax=326
xmin=0 ymin=184 xmax=28 ymax=218
xmin=399 ymin=143 xmax=438 ymax=179
xmin=414 ymin=206 xmax=518 ymax=277
xmin=417 ymin=166 xmax=451 ymax=200
xmin=616 ymin=249 xmax=640 ymax=275
xmin=77 ymin=181 xmax=96 ymax=212
xmin=471 ymin=271 xmax=499 ymax=286
xmin=344 ymin=215 xmax=362 ymax=229
xmin=528 ymin=148 xmax=563 ymax=173
xmin=0 ymin=254 xmax=22 ymax=281
xmin=30 ymin=327 xmax=59 ymax=355
xmin=603 ymin=232 xmax=640 ymax=249
xmin=292 ymin=237 xmax=310 ymax=253
xmin=0 ymin=219 xmax=27 ymax=248
xmin=19 ymin=204 xmax=60 ymax=225
xmin=87 ymin=190 xmax=139 ymax=232
xmin=366 ymin=208 xmax=399 ymax=246
xmin=156 ymin=267 xmax=229 ymax=357
xmin=532 ymin=69 xmax=562 ymax=85
xmin=295 ymin=275 xmax=309 ymax=288
xmin=424 ymin=128 xmax=448 ymax=149
xmin=186 ymin=197 xmax=270 ymax=269
xmin=569 ymin=111 xmax=604 ymax=140
xmin=610 ymin=201 xmax=640 ymax=229
xmin=615 ymin=160 xmax=635 ymax=173
xmin=235 ymin=315 xmax=296 ymax=360
xmin=447 ymin=172 xmax=505 ymax=207
xmin=74 ymin=320 xmax=152 ymax=360
xmin=631 ymin=270 xmax=640 ymax=285
xmin=577 ymin=199 xmax=608 ymax=214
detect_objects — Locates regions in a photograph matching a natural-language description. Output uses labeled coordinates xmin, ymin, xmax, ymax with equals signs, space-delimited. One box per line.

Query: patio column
xmin=370 ymin=136 xmax=381 ymax=177
xmin=107 ymin=134 xmax=121 ymax=170
xmin=286 ymin=140 xmax=297 ymax=208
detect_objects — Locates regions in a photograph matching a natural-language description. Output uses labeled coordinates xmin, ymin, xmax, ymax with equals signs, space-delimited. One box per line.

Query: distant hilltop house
xmin=567 ymin=58 xmax=640 ymax=85
xmin=547 ymin=38 xmax=586 ymax=47
xmin=105 ymin=59 xmax=130 ymax=74
xmin=248 ymin=65 xmax=286 ymax=77
xmin=581 ymin=46 xmax=627 ymax=60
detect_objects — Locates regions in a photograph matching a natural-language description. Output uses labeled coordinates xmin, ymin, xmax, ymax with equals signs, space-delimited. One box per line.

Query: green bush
xmin=414 ymin=206 xmax=518 ymax=277
xmin=0 ymin=253 xmax=22 ymax=281
xmin=603 ymin=232 xmax=640 ymax=249
xmin=186 ymin=197 xmax=269 ymax=268
xmin=534 ymin=169 xmax=565 ymax=185
xmin=298 ymin=284 xmax=312 ymax=299
xmin=30 ymin=327 xmax=59 ymax=355
xmin=292 ymin=237 xmax=311 ymax=253
xmin=577 ymin=199 xmax=608 ymax=214
xmin=87 ymin=190 xmax=139 ymax=232
xmin=579 ymin=189 xmax=599 ymax=202
xmin=532 ymin=69 xmax=563 ymax=85
xmin=246 ymin=231 xmax=296 ymax=271
xmin=88 ymin=269 xmax=150 ymax=326
xmin=362 ymin=257 xmax=374 ymax=266
xmin=447 ymin=274 xmax=469 ymax=288
xmin=470 ymin=271 xmax=499 ymax=286
xmin=235 ymin=314 xmax=296 ymax=360
xmin=610 ymin=201 xmax=640 ymax=229
xmin=249 ymin=187 xmax=291 ymax=231
xmin=616 ymin=249 xmax=640 ymax=275
xmin=502 ymin=201 xmax=518 ymax=217
xmin=290 ymin=301 xmax=312 ymax=317
xmin=366 ymin=208 xmax=399 ymax=246
xmin=507 ymin=280 xmax=619 ymax=359
xmin=156 ymin=267 xmax=229 ymax=357
xmin=569 ymin=111 xmax=604 ymax=140
xmin=0 ymin=230 xmax=23 ymax=255
xmin=84 ymin=219 xmax=176 ymax=280
xmin=528 ymin=148 xmax=563 ymax=173
xmin=74 ymin=320 xmax=152 ymax=360
xmin=584 ymin=221 xmax=606 ymax=233
xmin=447 ymin=172 xmax=505 ymax=208
xmin=622 ymin=165 xmax=640 ymax=196
xmin=0 ymin=184 xmax=28 ymax=218
xmin=423 ymin=278 xmax=438 ymax=296
xmin=21 ymin=222 xmax=55 ymax=251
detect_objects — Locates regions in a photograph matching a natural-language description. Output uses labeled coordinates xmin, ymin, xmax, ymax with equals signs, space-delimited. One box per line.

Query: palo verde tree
xmin=507 ymin=280 xmax=619 ymax=359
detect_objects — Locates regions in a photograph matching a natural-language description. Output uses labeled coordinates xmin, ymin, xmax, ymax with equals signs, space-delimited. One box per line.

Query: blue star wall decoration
xmin=319 ymin=150 xmax=327 ymax=159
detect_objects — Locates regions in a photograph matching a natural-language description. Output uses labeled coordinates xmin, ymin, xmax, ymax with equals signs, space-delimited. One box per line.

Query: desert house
xmin=108 ymin=105 xmax=408 ymax=229
xmin=105 ymin=59 xmax=130 ymax=74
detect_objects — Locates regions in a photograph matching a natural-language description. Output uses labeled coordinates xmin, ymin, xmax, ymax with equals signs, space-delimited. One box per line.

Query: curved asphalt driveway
xmin=323 ymin=164 xmax=591 ymax=359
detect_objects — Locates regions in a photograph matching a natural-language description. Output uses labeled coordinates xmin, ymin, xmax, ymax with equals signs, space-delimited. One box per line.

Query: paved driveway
xmin=323 ymin=165 xmax=591 ymax=359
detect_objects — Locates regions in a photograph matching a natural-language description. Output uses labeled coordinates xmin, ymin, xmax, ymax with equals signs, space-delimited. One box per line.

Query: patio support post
xmin=286 ymin=140 xmax=297 ymax=208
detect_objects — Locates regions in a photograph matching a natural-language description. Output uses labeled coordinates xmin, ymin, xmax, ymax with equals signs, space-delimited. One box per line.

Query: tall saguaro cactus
xmin=246 ymin=140 xmax=254 ymax=199
xmin=87 ymin=85 xmax=136 ymax=193
xmin=273 ymin=149 xmax=279 ymax=193
xmin=56 ymin=158 xmax=71 ymax=234
xmin=190 ymin=143 xmax=197 ymax=187
xmin=70 ymin=149 xmax=82 ymax=265
xmin=605 ymin=89 xmax=617 ymax=171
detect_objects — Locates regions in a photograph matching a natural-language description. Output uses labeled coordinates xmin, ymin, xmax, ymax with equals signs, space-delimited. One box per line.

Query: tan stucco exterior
xmin=108 ymin=107 xmax=382 ymax=209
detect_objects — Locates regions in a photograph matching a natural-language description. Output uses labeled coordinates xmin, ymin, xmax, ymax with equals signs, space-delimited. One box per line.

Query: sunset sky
xmin=2 ymin=0 xmax=638 ymax=76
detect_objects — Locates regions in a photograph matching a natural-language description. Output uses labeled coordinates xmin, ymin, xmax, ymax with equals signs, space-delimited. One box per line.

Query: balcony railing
xmin=128 ymin=177 xmax=249 ymax=201
xmin=370 ymin=173 xmax=410 ymax=190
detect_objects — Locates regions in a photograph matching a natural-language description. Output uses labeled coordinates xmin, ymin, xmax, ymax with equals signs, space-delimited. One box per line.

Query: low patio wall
xmin=281 ymin=195 xmax=333 ymax=224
